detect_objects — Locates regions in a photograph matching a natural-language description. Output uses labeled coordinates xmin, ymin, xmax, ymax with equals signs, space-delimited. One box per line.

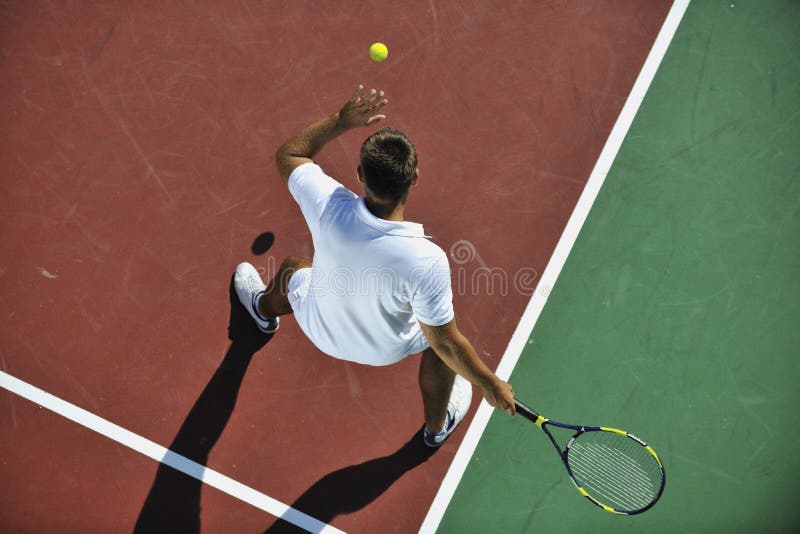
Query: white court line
xmin=0 ymin=371 xmax=344 ymax=534
xmin=419 ymin=1 xmax=691 ymax=532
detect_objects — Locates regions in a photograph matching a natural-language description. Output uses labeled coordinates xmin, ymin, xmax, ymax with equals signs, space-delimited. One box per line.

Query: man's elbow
xmin=275 ymin=146 xmax=286 ymax=170
xmin=429 ymin=331 xmax=465 ymax=359
xmin=275 ymin=150 xmax=291 ymax=184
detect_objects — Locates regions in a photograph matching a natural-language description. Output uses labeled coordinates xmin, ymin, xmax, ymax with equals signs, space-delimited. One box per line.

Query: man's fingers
xmin=350 ymin=84 xmax=365 ymax=103
xmin=343 ymin=86 xmax=388 ymax=127
xmin=370 ymin=98 xmax=389 ymax=112
xmin=363 ymin=93 xmax=378 ymax=109
xmin=364 ymin=89 xmax=383 ymax=106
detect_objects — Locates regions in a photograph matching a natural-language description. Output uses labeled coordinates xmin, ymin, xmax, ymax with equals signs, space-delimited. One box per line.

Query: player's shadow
xmin=263 ymin=428 xmax=438 ymax=533
xmin=134 ymin=274 xmax=273 ymax=533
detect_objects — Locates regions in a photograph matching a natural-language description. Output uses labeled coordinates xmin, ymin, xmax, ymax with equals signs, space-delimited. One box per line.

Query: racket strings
xmin=567 ymin=431 xmax=662 ymax=512
xmin=568 ymin=444 xmax=651 ymax=510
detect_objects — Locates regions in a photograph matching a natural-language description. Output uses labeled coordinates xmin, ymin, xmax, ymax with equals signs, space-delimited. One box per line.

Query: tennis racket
xmin=514 ymin=399 xmax=665 ymax=515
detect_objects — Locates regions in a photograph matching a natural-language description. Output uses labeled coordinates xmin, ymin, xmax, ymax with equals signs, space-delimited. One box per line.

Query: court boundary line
xmin=0 ymin=370 xmax=344 ymax=534
xmin=418 ymin=1 xmax=691 ymax=531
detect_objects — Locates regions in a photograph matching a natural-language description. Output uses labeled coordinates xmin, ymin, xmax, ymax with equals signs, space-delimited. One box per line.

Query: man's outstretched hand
xmin=275 ymin=85 xmax=389 ymax=182
xmin=337 ymin=85 xmax=389 ymax=130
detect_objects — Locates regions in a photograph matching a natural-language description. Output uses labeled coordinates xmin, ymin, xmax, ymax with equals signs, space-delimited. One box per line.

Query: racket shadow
xmin=263 ymin=429 xmax=438 ymax=533
xmin=133 ymin=274 xmax=274 ymax=533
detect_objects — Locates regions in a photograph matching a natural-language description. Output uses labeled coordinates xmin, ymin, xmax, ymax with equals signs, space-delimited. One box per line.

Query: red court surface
xmin=0 ymin=1 xmax=670 ymax=531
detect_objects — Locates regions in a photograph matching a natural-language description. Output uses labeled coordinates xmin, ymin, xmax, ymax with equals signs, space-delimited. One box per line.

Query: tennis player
xmin=234 ymin=86 xmax=516 ymax=447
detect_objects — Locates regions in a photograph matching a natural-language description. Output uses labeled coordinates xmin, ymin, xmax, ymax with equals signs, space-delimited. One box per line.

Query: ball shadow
xmin=252 ymin=231 xmax=275 ymax=255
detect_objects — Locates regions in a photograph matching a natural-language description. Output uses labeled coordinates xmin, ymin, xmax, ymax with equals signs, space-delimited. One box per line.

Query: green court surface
xmin=438 ymin=1 xmax=800 ymax=532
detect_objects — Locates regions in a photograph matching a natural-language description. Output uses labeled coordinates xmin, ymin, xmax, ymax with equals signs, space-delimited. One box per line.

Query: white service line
xmin=418 ymin=1 xmax=691 ymax=531
xmin=0 ymin=370 xmax=344 ymax=534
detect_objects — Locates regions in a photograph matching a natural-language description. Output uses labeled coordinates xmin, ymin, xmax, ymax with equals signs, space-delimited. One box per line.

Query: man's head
xmin=358 ymin=126 xmax=418 ymax=206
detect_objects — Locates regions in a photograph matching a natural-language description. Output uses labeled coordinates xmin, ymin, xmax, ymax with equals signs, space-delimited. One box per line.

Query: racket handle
xmin=514 ymin=399 xmax=541 ymax=424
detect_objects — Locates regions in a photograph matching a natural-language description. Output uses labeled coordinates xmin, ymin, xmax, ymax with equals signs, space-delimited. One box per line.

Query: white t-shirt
xmin=287 ymin=162 xmax=454 ymax=366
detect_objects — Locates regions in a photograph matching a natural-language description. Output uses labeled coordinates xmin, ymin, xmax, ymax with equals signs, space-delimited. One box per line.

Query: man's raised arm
xmin=275 ymin=85 xmax=388 ymax=183
xmin=419 ymin=319 xmax=517 ymax=415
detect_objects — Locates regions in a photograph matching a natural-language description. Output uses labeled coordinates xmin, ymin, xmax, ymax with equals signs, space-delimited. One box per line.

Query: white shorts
xmin=287 ymin=266 xmax=313 ymax=311
xmin=287 ymin=267 xmax=431 ymax=365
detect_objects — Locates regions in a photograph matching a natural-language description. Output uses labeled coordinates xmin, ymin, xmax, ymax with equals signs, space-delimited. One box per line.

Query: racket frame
xmin=515 ymin=399 xmax=665 ymax=515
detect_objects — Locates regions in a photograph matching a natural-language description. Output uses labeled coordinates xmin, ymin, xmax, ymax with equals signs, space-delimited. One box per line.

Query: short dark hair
xmin=359 ymin=126 xmax=417 ymax=204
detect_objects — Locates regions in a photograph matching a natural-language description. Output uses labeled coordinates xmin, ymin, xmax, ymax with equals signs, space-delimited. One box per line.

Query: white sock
xmin=427 ymin=412 xmax=453 ymax=441
xmin=253 ymin=292 xmax=272 ymax=321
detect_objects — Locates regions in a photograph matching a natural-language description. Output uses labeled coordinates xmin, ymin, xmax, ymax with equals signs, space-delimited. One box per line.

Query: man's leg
xmin=258 ymin=256 xmax=312 ymax=318
xmin=419 ymin=347 xmax=456 ymax=434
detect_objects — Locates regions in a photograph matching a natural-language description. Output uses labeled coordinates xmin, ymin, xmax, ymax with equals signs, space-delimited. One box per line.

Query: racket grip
xmin=514 ymin=399 xmax=541 ymax=424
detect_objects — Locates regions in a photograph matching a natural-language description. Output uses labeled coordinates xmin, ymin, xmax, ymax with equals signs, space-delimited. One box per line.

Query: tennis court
xmin=1 ymin=1 xmax=798 ymax=532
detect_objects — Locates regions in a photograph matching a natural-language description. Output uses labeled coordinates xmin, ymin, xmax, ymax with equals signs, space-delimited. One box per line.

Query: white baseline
xmin=0 ymin=371 xmax=344 ymax=534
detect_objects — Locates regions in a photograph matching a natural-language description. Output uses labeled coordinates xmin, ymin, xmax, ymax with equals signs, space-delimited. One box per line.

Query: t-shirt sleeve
xmin=288 ymin=162 xmax=353 ymax=234
xmin=411 ymin=250 xmax=455 ymax=327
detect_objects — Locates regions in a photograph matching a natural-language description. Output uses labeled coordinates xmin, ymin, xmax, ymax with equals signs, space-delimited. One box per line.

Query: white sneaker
xmin=423 ymin=375 xmax=472 ymax=447
xmin=234 ymin=262 xmax=279 ymax=334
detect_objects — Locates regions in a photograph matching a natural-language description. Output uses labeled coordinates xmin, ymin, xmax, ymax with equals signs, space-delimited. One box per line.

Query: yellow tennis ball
xmin=369 ymin=42 xmax=388 ymax=62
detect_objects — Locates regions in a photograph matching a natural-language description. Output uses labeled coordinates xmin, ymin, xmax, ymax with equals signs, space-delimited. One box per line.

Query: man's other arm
xmin=419 ymin=319 xmax=516 ymax=414
xmin=275 ymin=86 xmax=388 ymax=184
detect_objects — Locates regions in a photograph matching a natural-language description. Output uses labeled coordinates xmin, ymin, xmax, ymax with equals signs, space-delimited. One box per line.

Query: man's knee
xmin=281 ymin=256 xmax=312 ymax=273
xmin=275 ymin=256 xmax=310 ymax=285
